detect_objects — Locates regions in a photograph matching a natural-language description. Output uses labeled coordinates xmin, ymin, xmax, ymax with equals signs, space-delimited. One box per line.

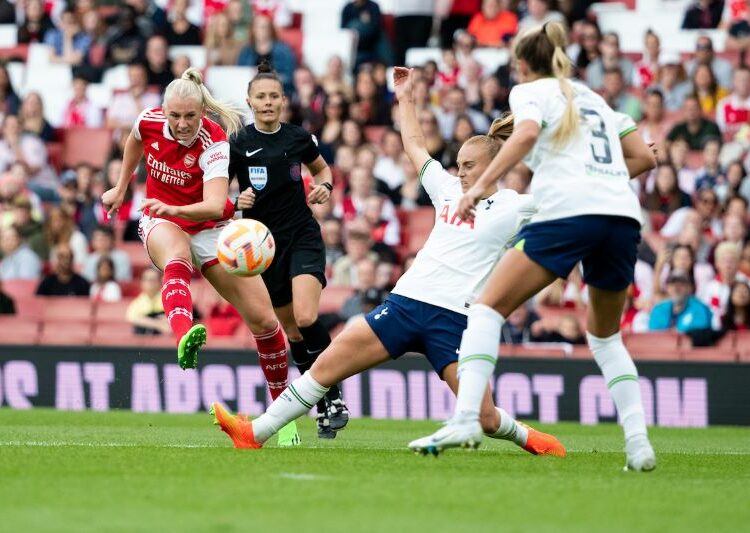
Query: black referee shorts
xmin=261 ymin=220 xmax=327 ymax=308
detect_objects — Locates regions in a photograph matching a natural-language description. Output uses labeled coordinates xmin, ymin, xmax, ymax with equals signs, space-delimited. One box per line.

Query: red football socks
xmin=162 ymin=258 xmax=194 ymax=344
xmin=254 ymin=322 xmax=289 ymax=400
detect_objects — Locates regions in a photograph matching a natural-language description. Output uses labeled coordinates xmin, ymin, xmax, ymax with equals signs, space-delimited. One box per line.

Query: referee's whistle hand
xmin=237 ymin=188 xmax=256 ymax=210
xmin=307 ymin=184 xmax=330 ymax=205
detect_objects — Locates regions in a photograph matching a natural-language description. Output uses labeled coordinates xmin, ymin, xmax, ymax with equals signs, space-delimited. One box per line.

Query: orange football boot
xmin=210 ymin=402 xmax=262 ymax=449
xmin=520 ymin=423 xmax=567 ymax=457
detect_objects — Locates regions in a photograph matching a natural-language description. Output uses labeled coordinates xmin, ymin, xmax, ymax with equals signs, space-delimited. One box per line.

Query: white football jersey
xmin=510 ymin=78 xmax=642 ymax=225
xmin=392 ymin=159 xmax=535 ymax=315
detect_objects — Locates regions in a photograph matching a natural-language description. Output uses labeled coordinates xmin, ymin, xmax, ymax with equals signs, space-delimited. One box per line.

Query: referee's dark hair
xmin=248 ymin=59 xmax=283 ymax=94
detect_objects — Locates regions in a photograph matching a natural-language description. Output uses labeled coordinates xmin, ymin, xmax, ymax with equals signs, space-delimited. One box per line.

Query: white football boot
xmin=624 ymin=435 xmax=657 ymax=472
xmin=409 ymin=411 xmax=483 ymax=456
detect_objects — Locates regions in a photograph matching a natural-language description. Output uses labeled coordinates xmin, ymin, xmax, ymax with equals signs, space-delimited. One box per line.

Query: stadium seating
xmin=62 ymin=127 xmax=113 ymax=170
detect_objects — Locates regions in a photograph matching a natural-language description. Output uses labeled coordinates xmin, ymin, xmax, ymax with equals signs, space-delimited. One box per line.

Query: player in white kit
xmin=208 ymin=67 xmax=566 ymax=456
xmin=409 ymin=22 xmax=658 ymax=472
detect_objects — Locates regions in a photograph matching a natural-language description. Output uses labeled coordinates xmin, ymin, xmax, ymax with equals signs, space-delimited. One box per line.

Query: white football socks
xmin=587 ymin=332 xmax=648 ymax=442
xmin=486 ymin=407 xmax=528 ymax=446
xmin=252 ymin=372 xmax=329 ymax=443
xmin=454 ymin=304 xmax=504 ymax=418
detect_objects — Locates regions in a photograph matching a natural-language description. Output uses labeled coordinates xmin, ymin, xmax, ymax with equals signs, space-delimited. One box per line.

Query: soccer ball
xmin=216 ymin=219 xmax=275 ymax=277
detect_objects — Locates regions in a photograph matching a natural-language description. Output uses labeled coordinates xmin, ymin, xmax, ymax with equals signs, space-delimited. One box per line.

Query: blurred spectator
xmin=716 ymin=66 xmax=750 ymax=141
xmin=0 ymin=278 xmax=14 ymax=314
xmin=650 ymin=52 xmax=692 ymax=112
xmin=435 ymin=86 xmax=489 ymax=141
xmin=602 ymin=68 xmax=642 ymax=121
xmin=458 ymin=58 xmax=483 ymax=106
xmin=375 ymin=261 xmax=395 ymax=291
xmin=692 ymin=63 xmax=729 ymax=115
xmin=438 ymin=0 xmax=479 ymax=49
xmin=518 ymin=0 xmax=565 ymax=33
xmin=341 ymin=0 xmax=383 ymax=69
xmin=331 ymin=218 xmax=379 ymax=286
xmin=83 ymin=225 xmax=132 ymax=283
xmin=663 ymin=138 xmax=700 ymax=194
xmin=572 ymin=20 xmax=600 ymax=76
xmin=632 ymin=29 xmax=660 ymax=89
xmin=397 ymin=151 xmax=432 ymax=209
xmin=289 ymin=66 xmax=325 ymax=131
xmin=320 ymin=56 xmax=353 ymax=100
xmin=9 ymin=195 xmax=43 ymax=245
xmin=227 ymin=0 xmax=252 ymax=43
xmin=699 ymin=241 xmax=747 ymax=328
xmin=44 ymin=7 xmax=91 ymax=66
xmin=237 ymin=15 xmax=296 ymax=94
xmin=17 ymin=0 xmax=54 ymax=44
xmin=206 ymin=295 xmax=243 ymax=336
xmin=504 ymin=164 xmax=531 ymax=193
xmin=19 ymin=92 xmax=54 ymax=143
xmin=62 ymin=75 xmax=103 ymax=128
xmin=727 ymin=2 xmax=750 ymax=54
xmin=363 ymin=195 xmax=401 ymax=253
xmin=667 ymin=95 xmax=722 ymax=150
xmin=721 ymin=280 xmax=750 ymax=331
xmin=500 ymin=301 xmax=543 ymax=344
xmin=205 ymin=11 xmax=242 ymax=67
xmin=418 ymin=109 xmax=446 ymax=160
xmin=722 ymin=213 xmax=747 ymax=249
xmin=105 ymin=63 xmax=161 ymax=133
xmin=89 ymin=256 xmax=122 ymax=302
xmin=716 ymin=160 xmax=748 ymax=203
xmin=29 ymin=206 xmax=88 ymax=269
xmin=652 ymin=242 xmax=714 ymax=300
xmin=694 ymin=139 xmax=724 ymax=191
xmin=0 ymin=63 xmax=20 ymax=120
xmin=0 ymin=225 xmax=41 ymax=281
xmin=170 ymin=54 xmax=191 ymax=79
xmin=472 ymin=75 xmax=505 ymax=121
xmin=126 ymin=267 xmax=169 ymax=335
xmin=317 ymin=92 xmax=348 ymax=160
xmin=686 ymin=36 xmax=733 ymax=89
xmin=321 ymin=217 xmax=345 ymax=270
xmin=638 ymin=89 xmax=669 ymax=147
xmin=104 ymin=6 xmax=146 ymax=67
xmin=58 ymin=164 xmax=99 ymax=239
xmin=442 ymin=114 xmax=476 ymax=169
xmin=682 ymin=0 xmax=723 ymax=29
xmin=144 ymin=35 xmax=172 ymax=93
xmin=340 ymin=118 xmax=365 ymax=149
xmin=36 ymin=244 xmax=90 ymax=296
xmin=374 ymin=129 xmax=406 ymax=194
xmin=585 ymin=32 xmax=634 ymax=91
xmin=393 ymin=0 xmax=435 ymax=66
xmin=467 ymin=0 xmax=517 ymax=48
xmin=340 ymin=257 xmax=378 ymax=320
xmin=648 ymin=271 xmax=713 ymax=332
xmin=533 ymin=313 xmax=587 ymax=344
xmin=721 ymin=0 xmax=748 ymax=28
xmin=742 ymin=240 xmax=750 ymax=276
xmin=0 ymin=115 xmax=56 ymax=199
xmin=351 ymin=68 xmax=389 ymax=126
xmin=536 ymin=266 xmax=588 ymax=309
xmin=165 ymin=0 xmax=201 ymax=46
xmin=127 ymin=0 xmax=169 ymax=37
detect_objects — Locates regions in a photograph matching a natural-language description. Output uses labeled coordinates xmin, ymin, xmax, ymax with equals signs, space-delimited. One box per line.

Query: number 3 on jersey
xmin=581 ymin=108 xmax=612 ymax=165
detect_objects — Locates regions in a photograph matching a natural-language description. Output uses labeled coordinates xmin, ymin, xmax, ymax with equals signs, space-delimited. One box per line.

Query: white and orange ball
xmin=216 ymin=219 xmax=275 ymax=277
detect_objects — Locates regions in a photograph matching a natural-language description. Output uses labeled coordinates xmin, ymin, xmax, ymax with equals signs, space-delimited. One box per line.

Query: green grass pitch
xmin=0 ymin=409 xmax=748 ymax=533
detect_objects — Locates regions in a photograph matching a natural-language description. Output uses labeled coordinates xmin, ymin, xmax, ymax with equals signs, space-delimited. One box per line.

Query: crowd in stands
xmin=0 ymin=0 xmax=749 ymax=355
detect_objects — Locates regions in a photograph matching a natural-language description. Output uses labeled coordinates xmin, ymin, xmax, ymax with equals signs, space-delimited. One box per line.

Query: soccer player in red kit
xmin=102 ymin=68 xmax=300 ymax=446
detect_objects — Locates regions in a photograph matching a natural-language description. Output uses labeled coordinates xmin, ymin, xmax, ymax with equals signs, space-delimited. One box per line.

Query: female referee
xmin=208 ymin=68 xmax=571 ymax=456
xmin=101 ymin=68 xmax=300 ymax=447
xmin=228 ymin=60 xmax=347 ymax=439
xmin=411 ymin=22 xmax=658 ymax=472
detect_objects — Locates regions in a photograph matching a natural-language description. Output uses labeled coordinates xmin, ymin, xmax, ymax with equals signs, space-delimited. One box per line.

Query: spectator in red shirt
xmin=716 ymin=66 xmax=750 ymax=140
xmin=467 ymin=0 xmax=518 ymax=48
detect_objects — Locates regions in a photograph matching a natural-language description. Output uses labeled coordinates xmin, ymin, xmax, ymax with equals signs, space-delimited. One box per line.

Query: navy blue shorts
xmin=515 ymin=215 xmax=641 ymax=291
xmin=364 ymin=294 xmax=466 ymax=377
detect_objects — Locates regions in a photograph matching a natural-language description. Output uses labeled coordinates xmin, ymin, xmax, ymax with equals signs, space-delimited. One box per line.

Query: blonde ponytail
xmin=544 ymin=22 xmax=578 ymax=148
xmin=464 ymin=112 xmax=515 ymax=158
xmin=164 ymin=67 xmax=244 ymax=137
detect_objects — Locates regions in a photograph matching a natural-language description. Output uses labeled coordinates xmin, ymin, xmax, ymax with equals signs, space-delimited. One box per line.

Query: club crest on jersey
xmin=184 ymin=154 xmax=196 ymax=168
xmin=290 ymin=163 xmax=302 ymax=181
xmin=249 ymin=166 xmax=269 ymax=190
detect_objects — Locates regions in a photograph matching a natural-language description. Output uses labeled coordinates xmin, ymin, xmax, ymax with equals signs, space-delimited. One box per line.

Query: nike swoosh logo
xmin=246 ymin=148 xmax=263 ymax=157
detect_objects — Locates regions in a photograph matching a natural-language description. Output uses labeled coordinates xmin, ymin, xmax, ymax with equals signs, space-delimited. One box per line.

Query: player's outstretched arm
xmin=620 ymin=130 xmax=657 ymax=178
xmin=142 ymin=178 xmax=229 ymax=221
xmin=101 ymin=131 xmax=143 ymax=218
xmin=393 ymin=67 xmax=431 ymax=172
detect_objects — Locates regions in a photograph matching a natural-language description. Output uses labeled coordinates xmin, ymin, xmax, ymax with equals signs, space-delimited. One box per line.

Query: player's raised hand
xmin=393 ymin=67 xmax=414 ymax=102
xmin=141 ymin=197 xmax=177 ymax=217
xmin=236 ymin=188 xmax=256 ymax=210
xmin=456 ymin=188 xmax=481 ymax=222
xmin=101 ymin=187 xmax=125 ymax=219
xmin=308 ymin=183 xmax=331 ymax=205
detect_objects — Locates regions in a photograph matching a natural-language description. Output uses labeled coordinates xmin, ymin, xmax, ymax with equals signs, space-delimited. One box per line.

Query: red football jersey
xmin=134 ymin=107 xmax=232 ymax=235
